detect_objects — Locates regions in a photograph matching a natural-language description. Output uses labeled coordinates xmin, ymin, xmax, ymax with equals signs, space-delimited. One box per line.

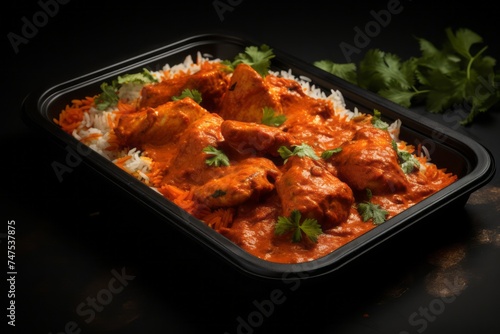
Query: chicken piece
xmin=279 ymin=102 xmax=356 ymax=153
xmin=265 ymin=74 xmax=306 ymax=103
xmin=330 ymin=126 xmax=409 ymax=194
xmin=114 ymin=98 xmax=209 ymax=148
xmin=193 ymin=157 xmax=280 ymax=208
xmin=220 ymin=120 xmax=298 ymax=157
xmin=217 ymin=64 xmax=344 ymax=152
xmin=139 ymin=62 xmax=230 ymax=112
xmin=162 ymin=112 xmax=226 ymax=187
xmin=266 ymin=72 xmax=355 ymax=151
xmin=265 ymin=74 xmax=335 ymax=120
xmin=217 ymin=63 xmax=283 ymax=123
xmin=275 ymin=156 xmax=354 ymax=230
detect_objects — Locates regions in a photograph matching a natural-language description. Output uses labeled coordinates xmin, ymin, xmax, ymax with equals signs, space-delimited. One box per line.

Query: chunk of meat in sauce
xmin=218 ymin=63 xmax=283 ymax=123
xmin=331 ymin=126 xmax=409 ymax=195
xmin=265 ymin=74 xmax=334 ymax=120
xmin=139 ymin=62 xmax=230 ymax=112
xmin=160 ymin=112 xmax=226 ymax=187
xmin=114 ymin=98 xmax=208 ymax=148
xmin=265 ymin=72 xmax=357 ymax=151
xmin=193 ymin=157 xmax=280 ymax=208
xmin=275 ymin=155 xmax=354 ymax=230
xmin=221 ymin=120 xmax=298 ymax=157
xmin=280 ymin=102 xmax=356 ymax=152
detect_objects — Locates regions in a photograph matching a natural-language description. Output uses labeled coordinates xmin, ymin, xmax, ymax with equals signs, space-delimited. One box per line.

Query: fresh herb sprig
xmin=275 ymin=210 xmax=323 ymax=243
xmin=357 ymin=189 xmax=389 ymax=225
xmin=262 ymin=107 xmax=286 ymax=127
xmin=94 ymin=68 xmax=158 ymax=111
xmin=392 ymin=141 xmax=420 ymax=174
xmin=224 ymin=44 xmax=275 ymax=77
xmin=371 ymin=109 xmax=389 ymax=130
xmin=172 ymin=88 xmax=203 ymax=104
xmin=117 ymin=69 xmax=158 ymax=85
xmin=321 ymin=147 xmax=342 ymax=159
xmin=314 ymin=28 xmax=500 ymax=125
xmin=203 ymin=145 xmax=230 ymax=167
xmin=94 ymin=81 xmax=119 ymax=111
xmin=278 ymin=143 xmax=320 ymax=163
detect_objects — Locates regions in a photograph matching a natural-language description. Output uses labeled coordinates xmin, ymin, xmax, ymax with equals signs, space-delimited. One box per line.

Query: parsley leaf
xmin=172 ymin=88 xmax=203 ymax=104
xmin=203 ymin=145 xmax=230 ymax=167
xmin=357 ymin=189 xmax=388 ymax=225
xmin=278 ymin=143 xmax=320 ymax=163
xmin=275 ymin=210 xmax=322 ymax=243
xmin=262 ymin=107 xmax=286 ymax=127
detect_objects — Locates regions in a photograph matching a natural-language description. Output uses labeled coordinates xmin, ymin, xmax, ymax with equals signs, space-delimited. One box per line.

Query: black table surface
xmin=3 ymin=1 xmax=500 ymax=333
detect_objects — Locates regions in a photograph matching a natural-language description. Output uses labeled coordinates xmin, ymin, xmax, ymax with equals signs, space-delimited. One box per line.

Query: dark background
xmin=2 ymin=1 xmax=500 ymax=333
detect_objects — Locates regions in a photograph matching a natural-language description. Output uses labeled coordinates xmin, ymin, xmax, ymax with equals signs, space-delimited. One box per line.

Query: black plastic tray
xmin=21 ymin=33 xmax=496 ymax=280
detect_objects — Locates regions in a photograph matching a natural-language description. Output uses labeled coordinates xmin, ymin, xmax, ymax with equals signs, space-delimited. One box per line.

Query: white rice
xmin=118 ymin=148 xmax=152 ymax=183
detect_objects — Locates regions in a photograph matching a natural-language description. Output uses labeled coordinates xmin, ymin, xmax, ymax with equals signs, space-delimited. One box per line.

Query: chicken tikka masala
xmin=55 ymin=46 xmax=457 ymax=263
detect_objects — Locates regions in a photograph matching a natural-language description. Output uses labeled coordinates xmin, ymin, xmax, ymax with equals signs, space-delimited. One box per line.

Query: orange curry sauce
xmin=59 ymin=60 xmax=457 ymax=264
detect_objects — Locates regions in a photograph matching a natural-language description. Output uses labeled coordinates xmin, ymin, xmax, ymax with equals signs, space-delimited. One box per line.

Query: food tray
xmin=21 ymin=33 xmax=496 ymax=280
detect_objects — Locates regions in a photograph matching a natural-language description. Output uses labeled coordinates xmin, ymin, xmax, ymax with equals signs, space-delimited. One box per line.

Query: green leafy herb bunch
xmin=314 ymin=28 xmax=500 ymax=125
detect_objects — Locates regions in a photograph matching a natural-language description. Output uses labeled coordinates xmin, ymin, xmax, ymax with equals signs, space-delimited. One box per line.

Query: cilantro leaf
xmin=371 ymin=109 xmax=389 ymax=130
xmin=117 ymin=68 xmax=158 ymax=85
xmin=262 ymin=106 xmax=286 ymax=127
xmin=275 ymin=210 xmax=322 ymax=243
xmin=392 ymin=140 xmax=420 ymax=173
xmin=94 ymin=81 xmax=119 ymax=111
xmin=357 ymin=189 xmax=388 ymax=225
xmin=94 ymin=68 xmax=158 ymax=111
xmin=321 ymin=147 xmax=342 ymax=159
xmin=445 ymin=28 xmax=484 ymax=61
xmin=378 ymin=88 xmax=421 ymax=108
xmin=278 ymin=143 xmax=320 ymax=163
xmin=358 ymin=49 xmax=414 ymax=92
xmin=277 ymin=146 xmax=293 ymax=161
xmin=226 ymin=44 xmax=275 ymax=77
xmin=462 ymin=82 xmax=500 ymax=125
xmin=172 ymin=88 xmax=203 ymax=104
xmin=203 ymin=145 xmax=230 ymax=167
xmin=313 ymin=60 xmax=358 ymax=84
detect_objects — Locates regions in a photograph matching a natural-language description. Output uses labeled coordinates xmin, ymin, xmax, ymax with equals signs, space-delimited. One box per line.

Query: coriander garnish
xmin=275 ymin=210 xmax=322 ymax=243
xmin=357 ymin=189 xmax=388 ymax=225
xmin=203 ymin=145 xmax=230 ymax=167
